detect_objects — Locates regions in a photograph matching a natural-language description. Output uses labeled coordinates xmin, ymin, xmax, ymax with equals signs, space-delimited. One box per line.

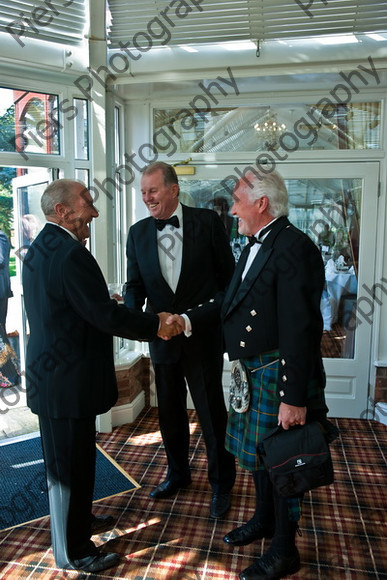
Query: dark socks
xmin=270 ymin=492 xmax=301 ymax=556
xmin=250 ymin=469 xmax=274 ymax=524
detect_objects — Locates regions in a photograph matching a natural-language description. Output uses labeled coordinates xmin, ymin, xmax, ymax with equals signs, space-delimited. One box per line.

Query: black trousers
xmin=39 ymin=415 xmax=98 ymax=568
xmin=154 ymin=356 xmax=236 ymax=493
xmin=0 ymin=297 xmax=8 ymax=330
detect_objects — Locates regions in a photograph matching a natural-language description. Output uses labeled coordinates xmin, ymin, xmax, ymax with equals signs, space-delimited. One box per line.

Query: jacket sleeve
xmin=62 ymin=243 xmax=158 ymax=341
xmin=186 ymin=212 xmax=234 ymax=329
xmin=124 ymin=226 xmax=148 ymax=311
xmin=276 ymin=233 xmax=325 ymax=407
xmin=0 ymin=233 xmax=9 ymax=269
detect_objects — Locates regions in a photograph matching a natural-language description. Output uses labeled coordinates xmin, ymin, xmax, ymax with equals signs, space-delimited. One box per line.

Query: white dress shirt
xmin=157 ymin=203 xmax=183 ymax=293
xmin=241 ymin=217 xmax=279 ymax=280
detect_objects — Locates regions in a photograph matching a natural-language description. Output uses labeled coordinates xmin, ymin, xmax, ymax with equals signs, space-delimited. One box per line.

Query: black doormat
xmin=0 ymin=432 xmax=139 ymax=530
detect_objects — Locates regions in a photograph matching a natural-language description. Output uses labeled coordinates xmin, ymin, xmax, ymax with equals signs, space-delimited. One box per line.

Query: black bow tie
xmin=155 ymin=215 xmax=180 ymax=231
xmin=248 ymin=224 xmax=273 ymax=246
xmin=248 ymin=236 xmax=259 ymax=246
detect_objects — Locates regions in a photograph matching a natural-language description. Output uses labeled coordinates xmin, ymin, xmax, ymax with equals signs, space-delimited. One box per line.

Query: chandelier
xmin=253 ymin=113 xmax=286 ymax=149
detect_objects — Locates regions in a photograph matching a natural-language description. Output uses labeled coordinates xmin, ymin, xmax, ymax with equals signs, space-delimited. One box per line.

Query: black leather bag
xmin=258 ymin=421 xmax=337 ymax=497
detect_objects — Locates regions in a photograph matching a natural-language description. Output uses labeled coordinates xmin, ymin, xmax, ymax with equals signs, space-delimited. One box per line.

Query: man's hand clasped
xmin=157 ymin=312 xmax=185 ymax=340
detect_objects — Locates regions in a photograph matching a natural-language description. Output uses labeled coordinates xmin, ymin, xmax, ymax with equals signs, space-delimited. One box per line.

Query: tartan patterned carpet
xmin=0 ymin=407 xmax=386 ymax=579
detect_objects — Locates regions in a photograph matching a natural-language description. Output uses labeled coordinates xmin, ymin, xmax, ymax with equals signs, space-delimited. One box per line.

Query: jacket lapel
xmin=223 ymin=216 xmax=290 ymax=317
xmin=223 ymin=246 xmax=273 ymax=316
xmin=174 ymin=205 xmax=192 ymax=295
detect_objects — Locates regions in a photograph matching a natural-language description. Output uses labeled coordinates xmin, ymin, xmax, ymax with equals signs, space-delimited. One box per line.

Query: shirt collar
xmin=48 ymin=221 xmax=80 ymax=242
xmin=252 ymin=217 xmax=279 ymax=241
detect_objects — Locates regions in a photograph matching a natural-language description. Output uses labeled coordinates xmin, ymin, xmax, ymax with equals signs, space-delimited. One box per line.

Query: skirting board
xmin=112 ymin=391 xmax=145 ymax=427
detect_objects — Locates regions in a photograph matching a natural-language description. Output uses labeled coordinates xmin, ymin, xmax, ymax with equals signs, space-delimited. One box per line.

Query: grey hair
xmin=41 ymin=179 xmax=86 ymax=217
xmin=241 ymin=169 xmax=289 ymax=217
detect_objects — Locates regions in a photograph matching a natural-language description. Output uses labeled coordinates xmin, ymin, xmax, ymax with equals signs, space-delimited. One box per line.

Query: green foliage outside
xmin=0 ymin=105 xmax=17 ymax=239
xmin=9 ymin=255 xmax=16 ymax=277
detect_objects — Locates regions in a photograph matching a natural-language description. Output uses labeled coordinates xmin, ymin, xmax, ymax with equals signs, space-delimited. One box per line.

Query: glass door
xmin=0 ymin=170 xmax=51 ymax=431
xmin=178 ymin=162 xmax=379 ymax=418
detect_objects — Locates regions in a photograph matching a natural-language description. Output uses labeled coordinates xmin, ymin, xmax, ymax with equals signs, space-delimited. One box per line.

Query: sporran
xmin=229 ymin=360 xmax=251 ymax=413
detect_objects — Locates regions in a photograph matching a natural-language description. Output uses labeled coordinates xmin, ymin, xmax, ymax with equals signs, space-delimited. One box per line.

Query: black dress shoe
xmin=91 ymin=515 xmax=115 ymax=534
xmin=223 ymin=520 xmax=275 ymax=546
xmin=150 ymin=478 xmax=191 ymax=499
xmin=239 ymin=547 xmax=300 ymax=579
xmin=72 ymin=551 xmax=121 ymax=572
xmin=210 ymin=492 xmax=231 ymax=519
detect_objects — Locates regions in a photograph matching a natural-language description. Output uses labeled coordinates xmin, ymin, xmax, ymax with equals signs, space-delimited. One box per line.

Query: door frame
xmin=176 ymin=161 xmax=380 ymax=418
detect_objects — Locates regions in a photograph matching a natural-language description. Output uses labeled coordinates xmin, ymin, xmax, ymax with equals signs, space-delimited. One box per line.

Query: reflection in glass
xmin=153 ymin=102 xmax=380 ymax=154
xmin=287 ymin=178 xmax=360 ymax=361
xmin=18 ymin=182 xmax=47 ymax=257
xmin=180 ymin=176 xmax=361 ymax=360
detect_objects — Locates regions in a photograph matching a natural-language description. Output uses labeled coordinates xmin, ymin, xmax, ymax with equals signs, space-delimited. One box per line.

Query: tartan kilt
xmin=225 ymin=350 xmax=280 ymax=472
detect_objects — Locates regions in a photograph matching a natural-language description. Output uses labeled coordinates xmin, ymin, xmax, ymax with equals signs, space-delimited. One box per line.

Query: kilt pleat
xmin=225 ymin=349 xmax=303 ymax=520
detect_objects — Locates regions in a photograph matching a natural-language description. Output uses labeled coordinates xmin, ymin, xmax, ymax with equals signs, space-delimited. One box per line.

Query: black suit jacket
xmin=22 ymin=223 xmax=159 ymax=418
xmin=222 ymin=216 xmax=327 ymax=411
xmin=0 ymin=230 xmax=12 ymax=300
xmin=124 ymin=204 xmax=235 ymax=364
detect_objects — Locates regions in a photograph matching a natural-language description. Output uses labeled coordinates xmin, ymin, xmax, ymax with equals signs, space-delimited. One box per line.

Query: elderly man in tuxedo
xmin=124 ymin=162 xmax=236 ymax=519
xmin=0 ymin=228 xmax=12 ymax=330
xmin=169 ymin=169 xmax=329 ymax=579
xmin=22 ymin=179 xmax=179 ymax=573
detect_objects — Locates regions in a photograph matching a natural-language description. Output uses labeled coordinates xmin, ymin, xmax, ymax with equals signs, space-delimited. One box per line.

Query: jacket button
xmin=246 ymin=325 xmax=252 ymax=332
xmin=240 ymin=341 xmax=246 ymax=347
xmin=250 ymin=309 xmax=257 ymax=316
xmin=282 ymin=375 xmax=287 ymax=382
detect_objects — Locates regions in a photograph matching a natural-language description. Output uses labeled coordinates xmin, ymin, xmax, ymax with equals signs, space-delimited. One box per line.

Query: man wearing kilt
xmin=167 ymin=168 xmax=329 ymax=579
xmin=219 ymin=169 xmax=329 ymax=579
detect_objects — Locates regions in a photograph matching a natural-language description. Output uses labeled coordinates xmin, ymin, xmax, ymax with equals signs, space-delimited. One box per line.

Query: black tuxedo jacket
xmin=222 ymin=216 xmax=327 ymax=411
xmin=22 ymin=223 xmax=159 ymax=418
xmin=124 ymin=204 xmax=235 ymax=364
xmin=0 ymin=230 xmax=12 ymax=300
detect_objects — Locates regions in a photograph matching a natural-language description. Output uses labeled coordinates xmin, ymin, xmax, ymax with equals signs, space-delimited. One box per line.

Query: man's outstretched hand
xmin=157 ymin=312 xmax=183 ymax=340
xmin=166 ymin=314 xmax=186 ymax=332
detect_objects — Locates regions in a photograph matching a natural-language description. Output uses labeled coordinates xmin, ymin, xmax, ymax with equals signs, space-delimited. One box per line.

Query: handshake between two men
xmin=157 ymin=313 xmax=187 ymax=341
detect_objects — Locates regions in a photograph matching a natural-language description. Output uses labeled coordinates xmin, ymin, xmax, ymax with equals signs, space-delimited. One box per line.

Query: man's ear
xmin=54 ymin=202 xmax=69 ymax=220
xmin=256 ymin=195 xmax=269 ymax=213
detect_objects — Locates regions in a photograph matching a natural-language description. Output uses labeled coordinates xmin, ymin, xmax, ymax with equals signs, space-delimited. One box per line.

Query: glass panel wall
xmin=179 ymin=175 xmax=361 ymax=360
xmin=153 ymin=102 xmax=381 ymax=154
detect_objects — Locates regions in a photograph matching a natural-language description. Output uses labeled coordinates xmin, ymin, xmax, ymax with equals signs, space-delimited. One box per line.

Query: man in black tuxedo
xmin=170 ymin=169 xmax=329 ymax=579
xmin=22 ymin=179 xmax=179 ymax=573
xmin=0 ymin=228 xmax=12 ymax=330
xmin=124 ymin=162 xmax=236 ymax=518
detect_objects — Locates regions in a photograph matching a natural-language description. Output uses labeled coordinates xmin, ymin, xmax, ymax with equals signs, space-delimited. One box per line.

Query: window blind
xmin=107 ymin=0 xmax=387 ymax=49
xmin=0 ymin=0 xmax=87 ymax=46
